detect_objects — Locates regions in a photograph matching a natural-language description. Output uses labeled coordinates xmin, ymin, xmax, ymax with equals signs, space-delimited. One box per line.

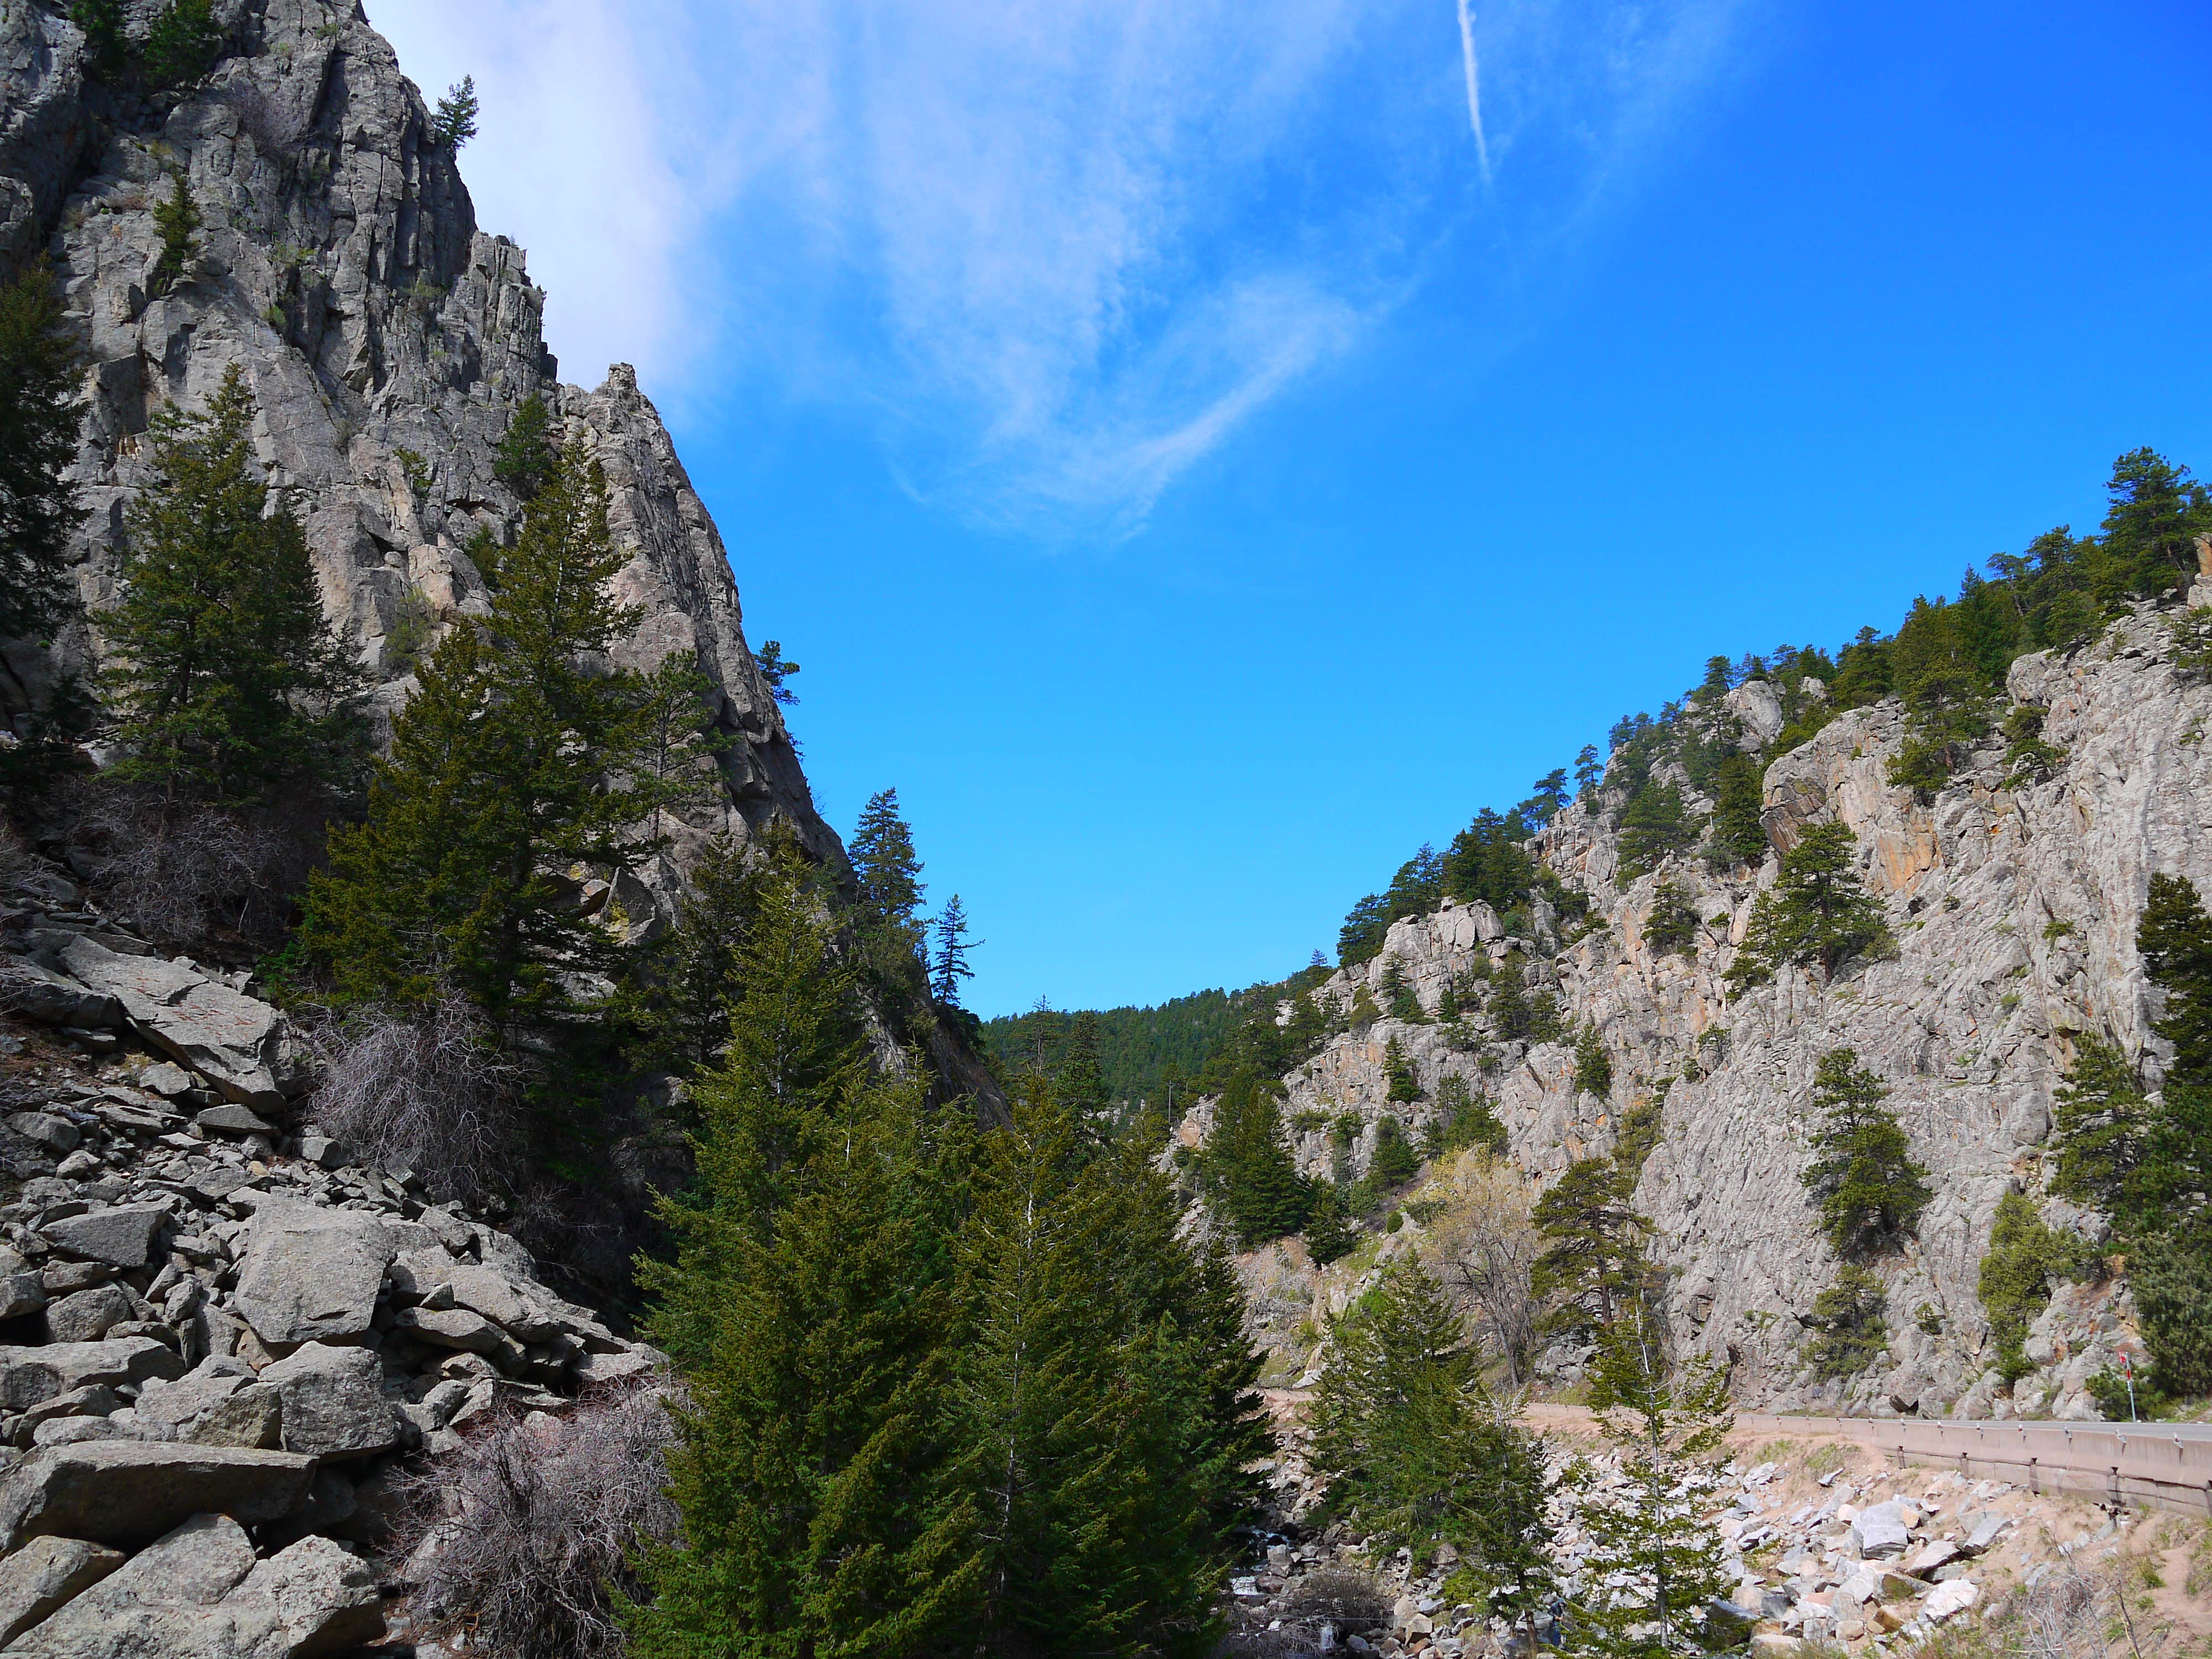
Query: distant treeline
xmin=980 ymin=987 xmax=1235 ymax=1108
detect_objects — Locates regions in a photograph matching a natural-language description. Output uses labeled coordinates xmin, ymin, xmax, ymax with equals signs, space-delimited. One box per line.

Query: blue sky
xmin=368 ymin=0 xmax=2211 ymax=1018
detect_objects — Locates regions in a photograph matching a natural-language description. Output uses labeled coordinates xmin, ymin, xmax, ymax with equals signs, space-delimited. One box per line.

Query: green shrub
xmin=149 ymin=174 xmax=199 ymax=295
xmin=1572 ymin=1026 xmax=1613 ymax=1099
xmin=1977 ymin=1192 xmax=2086 ymax=1383
xmin=1804 ymin=1265 xmax=1888 ymax=1379
xmin=144 ymin=0 xmax=223 ymax=87
xmin=1799 ymin=1048 xmax=1929 ymax=1258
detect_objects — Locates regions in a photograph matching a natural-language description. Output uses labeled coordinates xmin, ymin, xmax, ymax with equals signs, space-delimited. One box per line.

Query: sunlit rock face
xmin=1229 ymin=601 xmax=2212 ymax=1419
xmin=0 ymin=0 xmax=834 ymax=882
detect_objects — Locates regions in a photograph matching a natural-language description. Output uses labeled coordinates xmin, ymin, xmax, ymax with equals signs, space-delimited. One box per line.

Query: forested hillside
xmin=980 ymin=987 xmax=1236 ymax=1113
xmin=1160 ymin=444 xmax=2212 ymax=1432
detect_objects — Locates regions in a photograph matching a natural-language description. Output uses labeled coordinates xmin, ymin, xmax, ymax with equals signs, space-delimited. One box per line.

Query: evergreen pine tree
xmin=636 ymin=830 xmax=769 ymax=1077
xmin=1311 ymin=1254 xmax=1553 ymax=1614
xmin=848 ymin=786 xmax=929 ymax=997
xmin=1368 ymin=1117 xmax=1422 ymax=1188
xmin=1018 ymin=995 xmax=1061 ymax=1075
xmin=1531 ymin=1157 xmax=1650 ymax=1338
xmin=1572 ymin=1027 xmax=1613 ymax=1099
xmin=1728 ymin=821 xmax=1892 ymax=986
xmin=144 ymin=0 xmax=222 ymax=86
xmin=1575 ymin=744 xmax=1604 ymax=802
xmin=1566 ymin=1305 xmax=1735 ymax=1659
xmin=1303 ymin=1178 xmax=1358 ymax=1265
xmin=1489 ymin=966 xmax=1533 ymax=1041
xmin=67 ymin=1 xmax=126 ymax=79
xmin=1381 ymin=957 xmax=1426 ymax=1022
xmin=1058 ymin=1009 xmax=1108 ymax=1119
xmin=1799 ymin=1048 xmax=1930 ymax=1258
xmin=628 ymin=842 xmax=983 ymax=1655
xmin=103 ymin=366 xmax=366 ymax=806
xmin=0 ymin=262 xmax=83 ymax=647
xmin=634 ymin=650 xmax=731 ymax=843
xmin=1803 ymin=1265 xmax=1889 ymax=1379
xmin=1616 ymin=783 xmax=1696 ymax=877
xmin=1430 ymin=1073 xmax=1506 ymax=1156
xmin=1708 ymin=753 xmax=1767 ymax=867
xmin=304 ymin=447 xmax=675 ymax=1024
xmin=753 ymin=639 xmax=801 ymax=705
xmin=431 ymin=76 xmax=480 ymax=149
xmin=492 ymin=394 xmax=556 ymax=501
xmin=149 ymin=175 xmax=199 ymax=300
xmin=954 ymin=1079 xmax=1268 ymax=1651
xmin=850 ymin=787 xmax=927 ymax=935
xmin=2048 ymin=1032 xmax=2150 ymax=1215
xmin=1642 ymin=883 xmax=1698 ymax=958
xmin=929 ymin=896 xmax=978 ymax=1006
xmin=2114 ymin=874 xmax=2212 ymax=1393
xmin=1205 ymin=1071 xmax=1311 ymax=1246
xmin=1385 ymin=1035 xmax=1423 ymax=1104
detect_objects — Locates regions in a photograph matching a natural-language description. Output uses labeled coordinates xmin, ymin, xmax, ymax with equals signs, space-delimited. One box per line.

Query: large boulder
xmin=0 ymin=1538 xmax=124 ymax=1645
xmin=219 ymin=1533 xmax=384 ymax=1656
xmin=40 ymin=1286 xmax=131 ymax=1345
xmin=0 ymin=963 xmax=121 ymax=1032
xmin=1 ymin=1513 xmax=384 ymax=1659
xmin=2 ymin=1511 xmax=253 ymax=1656
xmin=134 ymin=1365 xmax=283 ymax=1452
xmin=1848 ymin=1500 xmax=1913 ymax=1561
xmin=444 ymin=1264 xmax=564 ymax=1343
xmin=232 ymin=1202 xmax=398 ymax=1348
xmin=254 ymin=1345 xmax=393 ymax=1460
xmin=0 ymin=1340 xmax=185 ymax=1411
xmin=389 ymin=1306 xmax=525 ymax=1370
xmin=0 ymin=1442 xmax=316 ymax=1550
xmin=53 ymin=941 xmax=295 ymax=1108
xmin=38 ymin=1207 xmax=166 ymax=1271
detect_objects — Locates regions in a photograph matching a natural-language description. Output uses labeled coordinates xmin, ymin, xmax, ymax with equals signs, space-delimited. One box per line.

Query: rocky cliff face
xmin=1203 ymin=585 xmax=2212 ymax=1422
xmin=0 ymin=0 xmax=832 ymax=882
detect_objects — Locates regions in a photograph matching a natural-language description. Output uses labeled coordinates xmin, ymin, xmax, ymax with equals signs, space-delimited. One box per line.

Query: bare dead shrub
xmin=392 ymin=1383 xmax=679 ymax=1659
xmin=300 ymin=995 xmax=523 ymax=1205
xmin=1280 ymin=1565 xmax=1391 ymax=1629
xmin=0 ymin=821 xmax=36 ymax=889
xmin=1427 ymin=1149 xmax=1542 ymax=1384
xmin=1215 ymin=1566 xmax=1394 ymax=1658
xmin=1917 ymin=1562 xmax=2131 ymax=1659
xmin=61 ymin=784 xmax=300 ymax=947
xmin=2010 ymin=1564 xmax=2125 ymax=1659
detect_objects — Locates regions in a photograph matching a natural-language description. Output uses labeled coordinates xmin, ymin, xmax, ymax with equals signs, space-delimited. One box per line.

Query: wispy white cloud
xmin=1458 ymin=0 xmax=1494 ymax=184
xmin=364 ymin=1 xmax=695 ymax=394
xmin=367 ymin=0 xmax=1756 ymax=538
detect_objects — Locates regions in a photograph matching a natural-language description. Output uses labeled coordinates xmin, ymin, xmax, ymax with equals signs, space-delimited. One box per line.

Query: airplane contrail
xmin=1456 ymin=0 xmax=1493 ymax=185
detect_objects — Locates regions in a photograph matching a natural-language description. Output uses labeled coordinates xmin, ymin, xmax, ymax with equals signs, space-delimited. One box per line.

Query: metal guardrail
xmin=1730 ymin=1413 xmax=2212 ymax=1520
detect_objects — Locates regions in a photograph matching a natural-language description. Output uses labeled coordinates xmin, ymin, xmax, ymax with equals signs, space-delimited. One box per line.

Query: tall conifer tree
xmin=103 ymin=366 xmax=365 ymax=806
xmin=1799 ymin=1048 xmax=1929 ymax=1258
xmin=0 ymin=263 xmax=82 ymax=647
xmin=305 ymin=447 xmax=676 ymax=1022
xmin=629 ymin=843 xmax=982 ymax=1655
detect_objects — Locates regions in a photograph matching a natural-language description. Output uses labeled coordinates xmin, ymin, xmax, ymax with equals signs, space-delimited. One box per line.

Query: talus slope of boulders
xmin=0 ymin=877 xmax=664 ymax=1656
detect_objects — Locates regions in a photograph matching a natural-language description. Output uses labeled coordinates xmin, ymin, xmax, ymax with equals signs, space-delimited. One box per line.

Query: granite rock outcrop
xmin=1197 ymin=592 xmax=2212 ymax=1421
